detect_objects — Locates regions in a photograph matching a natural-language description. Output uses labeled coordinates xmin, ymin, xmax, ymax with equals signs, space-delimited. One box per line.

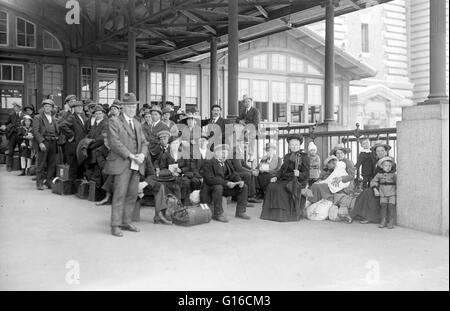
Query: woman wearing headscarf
xmin=349 ymin=141 xmax=393 ymax=224
xmin=260 ymin=134 xmax=309 ymax=222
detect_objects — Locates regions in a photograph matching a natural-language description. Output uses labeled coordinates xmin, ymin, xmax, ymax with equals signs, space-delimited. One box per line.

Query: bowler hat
xmin=121 ymin=93 xmax=140 ymax=105
xmin=329 ymin=144 xmax=351 ymax=156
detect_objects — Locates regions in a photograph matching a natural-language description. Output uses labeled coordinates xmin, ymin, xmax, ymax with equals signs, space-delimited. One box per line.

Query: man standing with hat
xmin=200 ymin=144 xmax=251 ymax=222
xmin=60 ymin=100 xmax=89 ymax=180
xmin=5 ymin=102 xmax=24 ymax=171
xmin=145 ymin=105 xmax=170 ymax=163
xmin=103 ymin=93 xmax=148 ymax=237
xmin=87 ymin=105 xmax=109 ymax=150
xmin=32 ymin=99 xmax=59 ymax=190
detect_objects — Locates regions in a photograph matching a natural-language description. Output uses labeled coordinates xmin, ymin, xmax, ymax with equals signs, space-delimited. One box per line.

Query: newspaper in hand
xmin=130 ymin=159 xmax=139 ymax=171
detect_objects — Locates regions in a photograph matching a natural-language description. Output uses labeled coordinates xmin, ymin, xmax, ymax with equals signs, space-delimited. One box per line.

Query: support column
xmin=163 ymin=60 xmax=168 ymax=105
xmin=210 ymin=37 xmax=219 ymax=108
xmin=421 ymin=0 xmax=449 ymax=105
xmin=227 ymin=0 xmax=239 ymax=118
xmin=323 ymin=0 xmax=338 ymax=123
xmin=127 ymin=28 xmax=137 ymax=94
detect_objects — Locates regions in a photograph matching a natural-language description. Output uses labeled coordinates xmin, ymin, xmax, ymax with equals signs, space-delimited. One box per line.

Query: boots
xmin=379 ymin=203 xmax=388 ymax=228
xmin=18 ymin=169 xmax=26 ymax=176
xmin=36 ymin=181 xmax=44 ymax=191
xmin=387 ymin=203 xmax=396 ymax=229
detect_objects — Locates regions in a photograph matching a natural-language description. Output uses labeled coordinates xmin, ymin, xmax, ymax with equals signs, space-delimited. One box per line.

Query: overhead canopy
xmin=3 ymin=0 xmax=392 ymax=61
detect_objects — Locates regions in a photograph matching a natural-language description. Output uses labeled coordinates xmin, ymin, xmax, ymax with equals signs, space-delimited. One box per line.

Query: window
xmin=290 ymin=82 xmax=305 ymax=123
xmin=239 ymin=58 xmax=248 ymax=68
xmin=168 ymin=73 xmax=180 ymax=106
xmin=252 ymin=54 xmax=267 ymax=69
xmin=252 ymin=80 xmax=269 ymax=120
xmin=361 ymin=23 xmax=370 ymax=53
xmin=150 ymin=72 xmax=163 ymax=102
xmin=271 ymin=54 xmax=286 ymax=71
xmin=272 ymin=82 xmax=287 ymax=122
xmin=1 ymin=88 xmax=23 ymax=109
xmin=97 ymin=68 xmax=118 ymax=106
xmin=0 ymin=11 xmax=8 ymax=46
xmin=81 ymin=67 xmax=92 ymax=99
xmin=239 ymin=78 xmax=249 ymax=100
xmin=307 ymin=84 xmax=322 ymax=123
xmin=185 ymin=74 xmax=198 ymax=108
xmin=43 ymin=64 xmax=63 ymax=108
xmin=291 ymin=105 xmax=304 ymax=123
xmin=307 ymin=64 xmax=321 ymax=75
xmin=0 ymin=63 xmax=24 ymax=82
xmin=43 ymin=31 xmax=62 ymax=51
xmin=124 ymin=70 xmax=128 ymax=94
xmin=16 ymin=17 xmax=35 ymax=48
xmin=290 ymin=57 xmax=304 ymax=73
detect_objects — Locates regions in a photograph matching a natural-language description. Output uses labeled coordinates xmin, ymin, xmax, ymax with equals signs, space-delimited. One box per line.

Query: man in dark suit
xmin=59 ymin=100 xmax=88 ymax=180
xmin=201 ymin=105 xmax=227 ymax=146
xmin=143 ymin=105 xmax=170 ymax=163
xmin=32 ymin=99 xmax=59 ymax=190
xmin=237 ymin=97 xmax=260 ymax=162
xmin=200 ymin=144 xmax=251 ymax=222
xmin=87 ymin=105 xmax=109 ymax=150
xmin=103 ymin=93 xmax=149 ymax=237
xmin=5 ymin=102 xmax=24 ymax=172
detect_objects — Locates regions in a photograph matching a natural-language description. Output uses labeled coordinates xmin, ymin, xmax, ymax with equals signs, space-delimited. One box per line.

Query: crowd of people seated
xmin=1 ymin=93 xmax=397 ymax=236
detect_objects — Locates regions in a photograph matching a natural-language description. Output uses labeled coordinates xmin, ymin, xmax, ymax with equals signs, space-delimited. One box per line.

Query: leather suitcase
xmin=51 ymin=178 xmax=74 ymax=195
xmin=76 ymin=181 xmax=90 ymax=199
xmin=172 ymin=204 xmax=212 ymax=226
xmin=56 ymin=164 xmax=70 ymax=180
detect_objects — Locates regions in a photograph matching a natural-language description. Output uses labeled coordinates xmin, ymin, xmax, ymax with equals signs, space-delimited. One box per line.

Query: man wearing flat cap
xmin=32 ymin=99 xmax=59 ymax=190
xmin=5 ymin=102 xmax=24 ymax=171
xmin=143 ymin=105 xmax=170 ymax=163
xmin=103 ymin=93 xmax=149 ymax=237
xmin=200 ymin=144 xmax=251 ymax=222
xmin=60 ymin=100 xmax=89 ymax=180
xmin=87 ymin=105 xmax=109 ymax=151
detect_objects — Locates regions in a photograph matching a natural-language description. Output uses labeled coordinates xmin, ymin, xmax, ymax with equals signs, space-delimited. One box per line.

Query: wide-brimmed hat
xmin=158 ymin=130 xmax=171 ymax=139
xmin=150 ymin=105 xmax=163 ymax=115
xmin=371 ymin=140 xmax=391 ymax=152
xmin=376 ymin=156 xmax=395 ymax=168
xmin=286 ymin=133 xmax=303 ymax=144
xmin=23 ymin=105 xmax=34 ymax=113
xmin=329 ymin=144 xmax=351 ymax=156
xmin=42 ymin=99 xmax=55 ymax=107
xmin=21 ymin=114 xmax=33 ymax=125
xmin=12 ymin=102 xmax=22 ymax=108
xmin=64 ymin=94 xmax=76 ymax=103
xmin=121 ymin=93 xmax=140 ymax=105
xmin=323 ymin=155 xmax=338 ymax=167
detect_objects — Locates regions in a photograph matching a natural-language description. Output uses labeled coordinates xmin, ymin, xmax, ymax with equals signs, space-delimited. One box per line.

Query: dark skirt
xmin=349 ymin=188 xmax=381 ymax=223
xmin=260 ymin=180 xmax=305 ymax=222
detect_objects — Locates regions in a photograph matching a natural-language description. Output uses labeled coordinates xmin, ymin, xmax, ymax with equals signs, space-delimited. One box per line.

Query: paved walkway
xmin=0 ymin=165 xmax=448 ymax=291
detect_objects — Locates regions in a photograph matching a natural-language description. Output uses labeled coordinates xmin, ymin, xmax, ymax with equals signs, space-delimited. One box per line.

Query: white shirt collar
xmin=153 ymin=119 xmax=160 ymax=126
xmin=44 ymin=113 xmax=52 ymax=123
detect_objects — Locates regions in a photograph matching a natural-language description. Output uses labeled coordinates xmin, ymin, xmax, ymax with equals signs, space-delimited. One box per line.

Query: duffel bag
xmin=172 ymin=204 xmax=212 ymax=226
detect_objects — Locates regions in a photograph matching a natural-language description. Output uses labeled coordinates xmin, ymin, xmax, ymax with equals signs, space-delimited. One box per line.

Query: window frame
xmin=43 ymin=30 xmax=63 ymax=51
xmin=168 ymin=72 xmax=181 ymax=106
xmin=0 ymin=10 xmax=8 ymax=47
xmin=184 ymin=74 xmax=198 ymax=107
xmin=150 ymin=71 xmax=163 ymax=102
xmin=252 ymin=54 xmax=268 ymax=70
xmin=0 ymin=63 xmax=24 ymax=83
xmin=16 ymin=16 xmax=36 ymax=49
xmin=271 ymin=54 xmax=287 ymax=72
xmin=80 ymin=66 xmax=92 ymax=100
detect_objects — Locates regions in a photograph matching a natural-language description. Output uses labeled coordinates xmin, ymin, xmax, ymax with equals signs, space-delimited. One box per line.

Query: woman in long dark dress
xmin=260 ymin=134 xmax=310 ymax=222
xmin=350 ymin=141 xmax=392 ymax=224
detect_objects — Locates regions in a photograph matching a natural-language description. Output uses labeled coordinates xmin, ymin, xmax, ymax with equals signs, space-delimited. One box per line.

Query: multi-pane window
xmin=150 ymin=72 xmax=163 ymax=102
xmin=185 ymin=74 xmax=198 ymax=108
xmin=81 ymin=67 xmax=92 ymax=100
xmin=43 ymin=31 xmax=62 ymax=51
xmin=290 ymin=82 xmax=305 ymax=123
xmin=271 ymin=54 xmax=286 ymax=71
xmin=361 ymin=23 xmax=370 ymax=53
xmin=239 ymin=58 xmax=249 ymax=68
xmin=43 ymin=64 xmax=63 ymax=108
xmin=252 ymin=80 xmax=268 ymax=120
xmin=307 ymin=64 xmax=321 ymax=75
xmin=168 ymin=73 xmax=180 ymax=106
xmin=239 ymin=78 xmax=249 ymax=100
xmin=252 ymin=54 xmax=267 ymax=69
xmin=16 ymin=17 xmax=35 ymax=48
xmin=307 ymin=84 xmax=322 ymax=123
xmin=0 ymin=63 xmax=24 ymax=82
xmin=97 ymin=68 xmax=118 ymax=106
xmin=0 ymin=11 xmax=7 ymax=46
xmin=290 ymin=57 xmax=304 ymax=73
xmin=272 ymin=82 xmax=287 ymax=122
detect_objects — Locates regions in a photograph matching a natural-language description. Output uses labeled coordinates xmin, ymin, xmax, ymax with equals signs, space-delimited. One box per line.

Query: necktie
xmin=129 ymin=120 xmax=134 ymax=131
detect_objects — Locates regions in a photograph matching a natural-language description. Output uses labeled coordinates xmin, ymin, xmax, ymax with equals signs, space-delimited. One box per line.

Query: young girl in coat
xmin=307 ymin=142 xmax=321 ymax=186
xmin=355 ymin=137 xmax=376 ymax=189
xmin=18 ymin=115 xmax=34 ymax=176
xmin=370 ymin=157 xmax=397 ymax=229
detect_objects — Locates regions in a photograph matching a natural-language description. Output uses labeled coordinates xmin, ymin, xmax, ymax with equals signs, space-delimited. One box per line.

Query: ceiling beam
xmin=179 ymin=10 xmax=217 ymax=35
xmin=255 ymin=5 xmax=269 ymax=18
xmin=188 ymin=9 xmax=266 ymax=22
xmin=139 ymin=28 xmax=177 ymax=47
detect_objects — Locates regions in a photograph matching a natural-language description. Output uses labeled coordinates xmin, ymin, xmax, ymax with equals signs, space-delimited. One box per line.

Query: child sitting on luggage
xmin=370 ymin=157 xmax=397 ymax=229
xmin=307 ymin=142 xmax=321 ymax=187
xmin=355 ymin=137 xmax=376 ymax=189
